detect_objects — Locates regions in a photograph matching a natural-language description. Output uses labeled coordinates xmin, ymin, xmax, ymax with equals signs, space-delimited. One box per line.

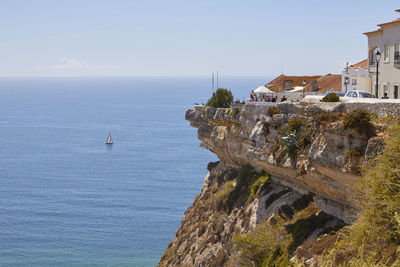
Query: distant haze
xmin=1 ymin=0 xmax=399 ymax=77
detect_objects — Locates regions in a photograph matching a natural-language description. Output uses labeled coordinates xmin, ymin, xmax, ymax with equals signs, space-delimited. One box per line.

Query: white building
xmin=364 ymin=9 xmax=400 ymax=99
xmin=341 ymin=60 xmax=371 ymax=93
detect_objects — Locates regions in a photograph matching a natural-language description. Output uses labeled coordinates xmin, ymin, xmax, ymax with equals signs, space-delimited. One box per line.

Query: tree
xmin=206 ymin=88 xmax=234 ymax=108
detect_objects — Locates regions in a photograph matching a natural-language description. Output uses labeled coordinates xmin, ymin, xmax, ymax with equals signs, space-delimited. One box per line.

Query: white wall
xmin=367 ymin=25 xmax=400 ymax=99
xmin=342 ymin=67 xmax=370 ymax=93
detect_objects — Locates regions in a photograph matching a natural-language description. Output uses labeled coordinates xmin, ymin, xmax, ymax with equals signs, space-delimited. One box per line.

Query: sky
xmin=0 ymin=0 xmax=399 ymax=77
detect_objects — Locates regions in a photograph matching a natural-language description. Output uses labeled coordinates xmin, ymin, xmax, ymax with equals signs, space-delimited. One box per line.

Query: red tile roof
xmin=350 ymin=59 xmax=368 ymax=69
xmin=304 ymin=74 xmax=342 ymax=93
xmin=265 ymin=74 xmax=322 ymax=92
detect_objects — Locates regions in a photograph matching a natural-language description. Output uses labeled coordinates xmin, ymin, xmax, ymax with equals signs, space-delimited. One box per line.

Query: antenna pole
xmin=212 ymin=72 xmax=214 ymax=92
xmin=216 ymin=71 xmax=219 ymax=89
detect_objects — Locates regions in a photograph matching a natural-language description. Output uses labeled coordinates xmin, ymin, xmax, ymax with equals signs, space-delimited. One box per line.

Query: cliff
xmin=159 ymin=102 xmax=389 ymax=266
xmin=185 ymin=103 xmax=384 ymax=223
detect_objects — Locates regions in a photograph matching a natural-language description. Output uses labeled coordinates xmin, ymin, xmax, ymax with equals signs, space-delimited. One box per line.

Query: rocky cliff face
xmin=185 ymin=103 xmax=384 ymax=224
xmin=158 ymin=161 xmax=343 ymax=267
xmin=158 ymin=102 xmax=385 ymax=266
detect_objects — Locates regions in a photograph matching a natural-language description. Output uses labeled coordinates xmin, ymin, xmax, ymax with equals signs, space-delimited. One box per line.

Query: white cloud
xmin=37 ymin=57 xmax=116 ymax=70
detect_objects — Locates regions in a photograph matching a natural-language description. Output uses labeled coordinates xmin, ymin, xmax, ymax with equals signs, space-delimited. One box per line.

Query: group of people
xmin=249 ymin=91 xmax=288 ymax=102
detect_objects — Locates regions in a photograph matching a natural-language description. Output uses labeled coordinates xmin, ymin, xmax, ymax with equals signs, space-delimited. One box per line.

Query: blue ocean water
xmin=0 ymin=77 xmax=269 ymax=266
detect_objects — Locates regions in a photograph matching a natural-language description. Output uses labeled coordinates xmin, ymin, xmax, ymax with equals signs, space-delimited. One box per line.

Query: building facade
xmin=364 ymin=9 xmax=400 ymax=98
xmin=341 ymin=60 xmax=371 ymax=93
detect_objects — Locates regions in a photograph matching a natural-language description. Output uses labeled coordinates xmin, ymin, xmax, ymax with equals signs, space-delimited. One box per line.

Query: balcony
xmin=395 ymin=52 xmax=400 ymax=69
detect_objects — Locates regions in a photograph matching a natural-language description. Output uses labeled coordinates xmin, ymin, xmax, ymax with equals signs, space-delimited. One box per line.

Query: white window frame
xmin=384 ymin=44 xmax=390 ymax=62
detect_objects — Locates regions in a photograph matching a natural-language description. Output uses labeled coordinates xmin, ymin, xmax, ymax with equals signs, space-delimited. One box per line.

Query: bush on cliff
xmin=215 ymin=165 xmax=269 ymax=213
xmin=319 ymin=124 xmax=400 ymax=266
xmin=279 ymin=117 xmax=310 ymax=158
xmin=233 ymin=203 xmax=336 ymax=267
xmin=206 ymin=88 xmax=234 ymax=108
xmin=343 ymin=108 xmax=375 ymax=137
xmin=266 ymin=106 xmax=281 ymax=117
xmin=321 ymin=93 xmax=340 ymax=102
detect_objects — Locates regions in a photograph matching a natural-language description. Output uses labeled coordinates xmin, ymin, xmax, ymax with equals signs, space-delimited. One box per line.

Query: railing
xmin=394 ymin=52 xmax=400 ymax=68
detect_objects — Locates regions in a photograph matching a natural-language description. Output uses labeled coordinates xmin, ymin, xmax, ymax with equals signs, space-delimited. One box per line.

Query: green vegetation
xmin=314 ymin=111 xmax=340 ymax=124
xmin=343 ymin=108 xmax=375 ymax=137
xmin=215 ymin=165 xmax=269 ymax=213
xmin=262 ymin=121 xmax=270 ymax=137
xmin=321 ymin=93 xmax=340 ymax=102
xmin=215 ymin=180 xmax=236 ymax=211
xmin=319 ymin=124 xmax=400 ymax=266
xmin=283 ymin=117 xmax=309 ymax=134
xmin=233 ymin=219 xmax=292 ymax=267
xmin=248 ymin=174 xmax=269 ymax=201
xmin=233 ymin=203 xmax=335 ymax=267
xmin=279 ymin=117 xmax=310 ymax=158
xmin=266 ymin=106 xmax=281 ymax=117
xmin=206 ymin=88 xmax=234 ymax=108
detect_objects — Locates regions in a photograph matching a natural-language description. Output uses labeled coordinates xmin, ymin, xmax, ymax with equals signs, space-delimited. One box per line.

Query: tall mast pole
xmin=212 ymin=72 xmax=214 ymax=93
xmin=216 ymin=71 xmax=219 ymax=89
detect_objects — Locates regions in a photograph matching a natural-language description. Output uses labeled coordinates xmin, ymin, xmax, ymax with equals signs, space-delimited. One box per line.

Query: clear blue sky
xmin=0 ymin=0 xmax=399 ymax=77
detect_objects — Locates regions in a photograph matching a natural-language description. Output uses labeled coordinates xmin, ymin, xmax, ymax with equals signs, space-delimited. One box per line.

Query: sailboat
xmin=105 ymin=133 xmax=113 ymax=145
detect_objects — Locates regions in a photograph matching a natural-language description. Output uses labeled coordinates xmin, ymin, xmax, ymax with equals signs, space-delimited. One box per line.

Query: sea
xmin=0 ymin=76 xmax=270 ymax=266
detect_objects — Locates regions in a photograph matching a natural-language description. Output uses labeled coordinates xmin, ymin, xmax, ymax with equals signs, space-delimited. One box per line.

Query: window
xmin=383 ymin=85 xmax=390 ymax=98
xmin=360 ymin=92 xmax=371 ymax=98
xmin=384 ymin=44 xmax=390 ymax=61
xmin=352 ymin=79 xmax=357 ymax=85
xmin=395 ymin=44 xmax=400 ymax=63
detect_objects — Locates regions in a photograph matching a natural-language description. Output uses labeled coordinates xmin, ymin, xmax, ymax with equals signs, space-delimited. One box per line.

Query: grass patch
xmin=278 ymin=117 xmax=310 ymax=158
xmin=215 ymin=179 xmax=236 ymax=211
xmin=233 ymin=203 xmax=334 ymax=267
xmin=343 ymin=109 xmax=375 ymax=137
xmin=248 ymin=174 xmax=269 ymax=201
xmin=267 ymin=106 xmax=281 ymax=117
xmin=320 ymin=123 xmax=400 ymax=266
xmin=262 ymin=121 xmax=270 ymax=137
xmin=315 ymin=111 xmax=341 ymax=124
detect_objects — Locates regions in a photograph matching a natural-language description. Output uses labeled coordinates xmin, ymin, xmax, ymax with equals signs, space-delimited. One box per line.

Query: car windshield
xmin=360 ymin=92 xmax=371 ymax=98
xmin=345 ymin=91 xmax=353 ymax=97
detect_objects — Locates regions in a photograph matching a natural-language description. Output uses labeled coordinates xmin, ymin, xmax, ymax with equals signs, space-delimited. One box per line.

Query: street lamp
xmin=375 ymin=50 xmax=381 ymax=98
xmin=344 ymin=76 xmax=349 ymax=93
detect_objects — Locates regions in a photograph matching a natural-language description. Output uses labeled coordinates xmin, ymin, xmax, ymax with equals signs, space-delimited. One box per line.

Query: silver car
xmin=344 ymin=90 xmax=377 ymax=98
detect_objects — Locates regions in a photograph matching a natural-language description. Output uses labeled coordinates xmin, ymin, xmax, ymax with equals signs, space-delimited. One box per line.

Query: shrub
xmin=233 ymin=203 xmax=334 ymax=267
xmin=279 ymin=117 xmax=310 ymax=157
xmin=262 ymin=121 xmax=270 ymax=137
xmin=320 ymin=124 xmax=400 ymax=266
xmin=267 ymin=106 xmax=281 ymax=117
xmin=279 ymin=130 xmax=301 ymax=158
xmin=343 ymin=109 xmax=375 ymax=137
xmin=284 ymin=117 xmax=309 ymax=133
xmin=233 ymin=108 xmax=240 ymax=117
xmin=233 ymin=220 xmax=292 ymax=267
xmin=248 ymin=174 xmax=269 ymax=201
xmin=321 ymin=93 xmax=340 ymax=102
xmin=215 ymin=180 xmax=236 ymax=211
xmin=206 ymin=88 xmax=234 ymax=108
xmin=315 ymin=111 xmax=340 ymax=124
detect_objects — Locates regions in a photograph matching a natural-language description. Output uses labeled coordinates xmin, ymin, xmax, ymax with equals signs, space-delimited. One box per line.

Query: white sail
xmin=105 ymin=133 xmax=113 ymax=144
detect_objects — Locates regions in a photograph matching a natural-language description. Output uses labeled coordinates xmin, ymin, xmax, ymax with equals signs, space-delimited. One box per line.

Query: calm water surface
xmin=0 ymin=77 xmax=269 ymax=266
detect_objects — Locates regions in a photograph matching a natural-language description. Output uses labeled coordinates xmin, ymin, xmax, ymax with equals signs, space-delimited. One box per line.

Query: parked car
xmin=323 ymin=91 xmax=345 ymax=97
xmin=344 ymin=90 xmax=377 ymax=98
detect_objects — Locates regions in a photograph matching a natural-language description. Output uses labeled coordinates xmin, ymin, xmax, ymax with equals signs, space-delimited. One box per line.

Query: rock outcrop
xmin=158 ymin=161 xmax=343 ymax=267
xmin=185 ymin=103 xmax=383 ymax=223
xmin=159 ymin=102 xmax=386 ymax=266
